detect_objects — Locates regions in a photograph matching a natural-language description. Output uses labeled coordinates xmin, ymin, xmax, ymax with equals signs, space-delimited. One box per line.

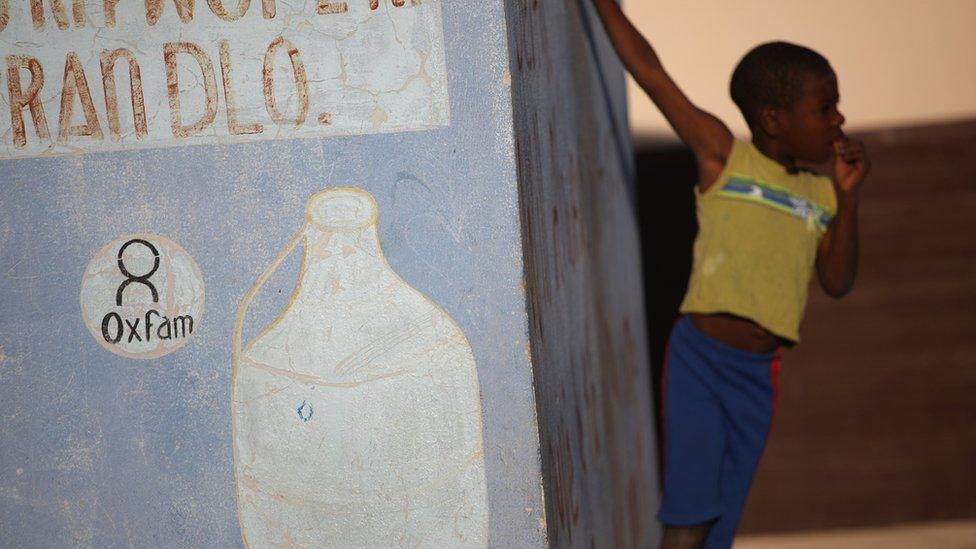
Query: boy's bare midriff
xmin=688 ymin=313 xmax=788 ymax=353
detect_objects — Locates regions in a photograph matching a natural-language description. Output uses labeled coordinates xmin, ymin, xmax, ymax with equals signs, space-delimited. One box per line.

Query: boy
xmin=591 ymin=2 xmax=870 ymax=548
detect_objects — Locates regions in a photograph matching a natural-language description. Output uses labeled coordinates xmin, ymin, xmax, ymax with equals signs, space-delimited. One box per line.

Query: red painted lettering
xmin=101 ymin=49 xmax=148 ymax=140
xmin=6 ymin=55 xmax=50 ymax=149
xmin=58 ymin=52 xmax=104 ymax=142
xmin=164 ymin=42 xmax=218 ymax=138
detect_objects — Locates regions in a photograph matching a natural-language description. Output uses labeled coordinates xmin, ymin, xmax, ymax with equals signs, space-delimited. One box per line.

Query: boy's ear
xmin=757 ymin=106 xmax=783 ymax=137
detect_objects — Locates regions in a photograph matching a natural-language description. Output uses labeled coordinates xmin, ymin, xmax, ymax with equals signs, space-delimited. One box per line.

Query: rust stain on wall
xmin=547 ymin=427 xmax=580 ymax=542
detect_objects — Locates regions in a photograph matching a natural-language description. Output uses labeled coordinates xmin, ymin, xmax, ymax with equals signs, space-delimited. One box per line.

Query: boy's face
xmin=780 ymin=71 xmax=845 ymax=163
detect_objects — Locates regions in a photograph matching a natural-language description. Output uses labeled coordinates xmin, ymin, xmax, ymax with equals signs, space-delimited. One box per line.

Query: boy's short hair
xmin=730 ymin=41 xmax=833 ymax=131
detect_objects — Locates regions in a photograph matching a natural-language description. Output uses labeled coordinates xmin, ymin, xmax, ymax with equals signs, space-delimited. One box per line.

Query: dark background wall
xmin=636 ymin=119 xmax=976 ymax=532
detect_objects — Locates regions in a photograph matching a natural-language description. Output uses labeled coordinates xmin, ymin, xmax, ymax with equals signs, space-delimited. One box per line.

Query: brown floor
xmin=734 ymin=520 xmax=976 ymax=549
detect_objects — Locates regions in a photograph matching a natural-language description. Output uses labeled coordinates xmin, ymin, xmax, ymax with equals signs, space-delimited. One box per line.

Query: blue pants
xmin=657 ymin=316 xmax=781 ymax=548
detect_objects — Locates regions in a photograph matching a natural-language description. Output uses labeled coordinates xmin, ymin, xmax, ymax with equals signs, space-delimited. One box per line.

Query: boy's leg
xmin=657 ymin=318 xmax=725 ymax=533
xmin=703 ymin=351 xmax=781 ymax=549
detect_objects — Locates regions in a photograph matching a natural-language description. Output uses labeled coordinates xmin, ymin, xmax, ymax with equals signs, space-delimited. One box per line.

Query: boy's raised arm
xmin=591 ymin=0 xmax=732 ymax=184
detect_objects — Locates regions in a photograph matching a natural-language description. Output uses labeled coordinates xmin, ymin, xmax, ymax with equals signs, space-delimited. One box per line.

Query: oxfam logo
xmin=80 ymin=234 xmax=205 ymax=360
xmin=115 ymin=239 xmax=160 ymax=305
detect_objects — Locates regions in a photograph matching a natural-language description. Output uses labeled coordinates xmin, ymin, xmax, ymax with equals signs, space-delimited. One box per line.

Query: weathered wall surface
xmin=505 ymin=1 xmax=659 ymax=547
xmin=1 ymin=0 xmax=451 ymax=157
xmin=0 ymin=2 xmax=549 ymax=546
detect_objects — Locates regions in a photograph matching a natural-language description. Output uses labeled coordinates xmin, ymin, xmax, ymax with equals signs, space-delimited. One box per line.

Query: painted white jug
xmin=231 ymin=187 xmax=488 ymax=548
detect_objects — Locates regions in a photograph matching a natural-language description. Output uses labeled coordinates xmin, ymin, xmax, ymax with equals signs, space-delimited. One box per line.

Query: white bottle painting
xmin=231 ymin=187 xmax=489 ymax=548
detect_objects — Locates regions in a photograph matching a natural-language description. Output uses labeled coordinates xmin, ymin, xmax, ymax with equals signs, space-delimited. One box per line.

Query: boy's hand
xmin=832 ymin=137 xmax=870 ymax=197
xmin=818 ymin=137 xmax=867 ymax=298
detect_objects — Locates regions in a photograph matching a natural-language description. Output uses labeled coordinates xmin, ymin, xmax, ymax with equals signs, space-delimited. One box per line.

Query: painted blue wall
xmin=0 ymin=2 xmax=547 ymax=546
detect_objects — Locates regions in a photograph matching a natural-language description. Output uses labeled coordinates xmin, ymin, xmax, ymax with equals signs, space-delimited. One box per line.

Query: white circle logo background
xmin=80 ymin=233 xmax=205 ymax=360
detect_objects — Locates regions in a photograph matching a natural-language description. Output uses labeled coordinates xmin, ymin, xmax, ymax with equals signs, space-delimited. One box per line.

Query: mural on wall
xmin=1 ymin=0 xmax=448 ymax=159
xmin=80 ymin=233 xmax=205 ymax=359
xmin=231 ymin=187 xmax=488 ymax=547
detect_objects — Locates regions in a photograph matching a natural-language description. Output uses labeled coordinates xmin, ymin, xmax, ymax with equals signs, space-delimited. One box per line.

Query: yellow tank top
xmin=679 ymin=139 xmax=837 ymax=342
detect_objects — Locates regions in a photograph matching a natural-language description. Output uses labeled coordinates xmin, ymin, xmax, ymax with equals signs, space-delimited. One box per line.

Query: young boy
xmin=591 ymin=2 xmax=870 ymax=548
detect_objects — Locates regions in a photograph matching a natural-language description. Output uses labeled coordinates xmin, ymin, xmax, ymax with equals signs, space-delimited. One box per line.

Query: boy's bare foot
xmin=661 ymin=522 xmax=713 ymax=549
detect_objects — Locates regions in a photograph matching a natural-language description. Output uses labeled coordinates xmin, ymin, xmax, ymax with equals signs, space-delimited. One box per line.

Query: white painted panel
xmin=0 ymin=0 xmax=448 ymax=159
xmin=231 ymin=188 xmax=488 ymax=547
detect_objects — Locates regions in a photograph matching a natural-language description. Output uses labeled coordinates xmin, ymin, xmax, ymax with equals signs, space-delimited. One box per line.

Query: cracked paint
xmin=1 ymin=0 xmax=449 ymax=158
xmin=232 ymin=188 xmax=489 ymax=547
